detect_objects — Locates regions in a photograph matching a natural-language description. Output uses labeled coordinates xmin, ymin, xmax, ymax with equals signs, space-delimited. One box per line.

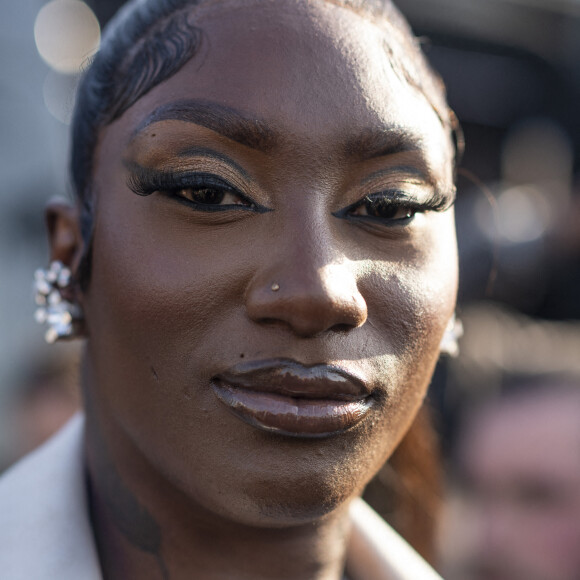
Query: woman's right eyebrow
xmin=131 ymin=99 xmax=276 ymax=152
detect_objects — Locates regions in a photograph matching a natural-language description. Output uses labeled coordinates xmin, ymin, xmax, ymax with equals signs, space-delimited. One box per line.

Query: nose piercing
xmin=271 ymin=283 xmax=280 ymax=292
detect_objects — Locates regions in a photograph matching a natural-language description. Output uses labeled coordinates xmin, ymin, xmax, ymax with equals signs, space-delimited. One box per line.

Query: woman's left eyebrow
xmin=131 ymin=99 xmax=276 ymax=152
xmin=344 ymin=128 xmax=424 ymax=161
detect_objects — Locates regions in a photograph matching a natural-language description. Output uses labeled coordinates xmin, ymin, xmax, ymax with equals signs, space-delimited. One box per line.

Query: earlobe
xmin=45 ymin=198 xmax=84 ymax=272
xmin=439 ymin=313 xmax=463 ymax=358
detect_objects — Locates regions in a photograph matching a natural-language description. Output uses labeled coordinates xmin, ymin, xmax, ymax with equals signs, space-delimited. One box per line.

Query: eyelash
xmin=126 ymin=168 xmax=452 ymax=224
xmin=126 ymin=169 xmax=266 ymax=213
xmin=336 ymin=191 xmax=452 ymax=224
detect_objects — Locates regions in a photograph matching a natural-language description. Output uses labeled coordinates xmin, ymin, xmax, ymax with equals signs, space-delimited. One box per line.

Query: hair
xmin=71 ymin=0 xmax=457 ymax=286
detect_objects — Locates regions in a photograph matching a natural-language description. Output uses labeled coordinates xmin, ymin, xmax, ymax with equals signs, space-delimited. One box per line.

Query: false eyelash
xmin=125 ymin=165 xmax=271 ymax=214
xmin=126 ymin=166 xmax=235 ymax=197
xmin=364 ymin=189 xmax=455 ymax=212
xmin=334 ymin=188 xmax=455 ymax=220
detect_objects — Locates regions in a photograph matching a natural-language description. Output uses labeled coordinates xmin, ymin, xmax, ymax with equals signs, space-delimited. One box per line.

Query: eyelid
xmin=125 ymin=165 xmax=233 ymax=196
xmin=124 ymin=152 xmax=252 ymax=185
xmin=359 ymin=165 xmax=431 ymax=186
xmin=174 ymin=146 xmax=252 ymax=181
xmin=359 ymin=170 xmax=437 ymax=203
xmin=357 ymin=163 xmax=457 ymax=210
xmin=124 ymin=164 xmax=271 ymax=213
xmin=125 ymin=140 xmax=253 ymax=181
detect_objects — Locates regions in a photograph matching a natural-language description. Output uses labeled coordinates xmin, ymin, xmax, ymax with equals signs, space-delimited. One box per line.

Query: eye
xmin=156 ymin=174 xmax=255 ymax=209
xmin=127 ymin=168 xmax=269 ymax=213
xmin=349 ymin=194 xmax=416 ymax=221
xmin=168 ymin=184 xmax=249 ymax=207
xmin=334 ymin=187 xmax=452 ymax=227
xmin=340 ymin=191 xmax=424 ymax=225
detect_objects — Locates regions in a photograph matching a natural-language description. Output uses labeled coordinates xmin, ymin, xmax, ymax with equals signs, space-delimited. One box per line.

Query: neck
xmin=84 ymin=412 xmax=352 ymax=580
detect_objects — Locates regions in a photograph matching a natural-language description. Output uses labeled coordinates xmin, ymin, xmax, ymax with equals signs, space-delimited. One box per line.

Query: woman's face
xmin=83 ymin=0 xmax=457 ymax=525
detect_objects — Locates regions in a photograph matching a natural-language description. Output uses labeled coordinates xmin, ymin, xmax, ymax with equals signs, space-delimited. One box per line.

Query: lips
xmin=211 ymin=359 xmax=375 ymax=437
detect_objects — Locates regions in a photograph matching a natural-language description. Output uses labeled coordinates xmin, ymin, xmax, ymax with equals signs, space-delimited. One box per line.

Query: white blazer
xmin=0 ymin=415 xmax=443 ymax=580
xmin=0 ymin=415 xmax=101 ymax=579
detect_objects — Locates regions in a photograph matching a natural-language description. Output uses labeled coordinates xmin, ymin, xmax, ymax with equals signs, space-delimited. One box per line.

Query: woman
xmin=0 ymin=0 xmax=459 ymax=578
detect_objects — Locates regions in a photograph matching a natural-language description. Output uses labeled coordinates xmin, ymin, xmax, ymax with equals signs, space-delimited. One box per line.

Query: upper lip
xmin=212 ymin=359 xmax=371 ymax=401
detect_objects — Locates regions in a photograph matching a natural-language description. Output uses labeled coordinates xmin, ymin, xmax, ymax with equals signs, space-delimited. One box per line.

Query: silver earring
xmin=33 ymin=261 xmax=83 ymax=344
xmin=439 ymin=313 xmax=463 ymax=357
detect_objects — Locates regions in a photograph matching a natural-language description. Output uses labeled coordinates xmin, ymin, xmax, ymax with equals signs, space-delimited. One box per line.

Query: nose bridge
xmin=245 ymin=224 xmax=368 ymax=337
xmin=283 ymin=228 xmax=344 ymax=290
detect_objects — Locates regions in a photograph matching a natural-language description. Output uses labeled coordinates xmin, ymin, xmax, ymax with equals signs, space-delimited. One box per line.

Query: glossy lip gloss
xmin=211 ymin=359 xmax=375 ymax=437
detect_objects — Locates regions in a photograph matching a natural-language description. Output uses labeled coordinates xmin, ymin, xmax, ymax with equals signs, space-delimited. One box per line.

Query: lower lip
xmin=211 ymin=382 xmax=374 ymax=437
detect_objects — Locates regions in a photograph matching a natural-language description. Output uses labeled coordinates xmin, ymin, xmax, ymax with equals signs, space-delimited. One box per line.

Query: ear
xmin=45 ymin=198 xmax=85 ymax=273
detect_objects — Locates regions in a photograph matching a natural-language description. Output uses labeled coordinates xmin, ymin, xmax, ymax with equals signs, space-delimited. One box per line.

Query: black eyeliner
xmin=124 ymin=162 xmax=271 ymax=213
xmin=333 ymin=188 xmax=454 ymax=222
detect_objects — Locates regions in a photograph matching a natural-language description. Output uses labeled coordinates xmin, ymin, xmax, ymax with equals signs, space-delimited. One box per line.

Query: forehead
xmin=112 ymin=0 xmax=451 ymax=170
xmin=189 ymin=1 xmax=395 ymax=118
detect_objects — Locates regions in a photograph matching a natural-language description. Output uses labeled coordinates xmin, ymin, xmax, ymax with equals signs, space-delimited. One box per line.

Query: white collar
xmin=0 ymin=415 xmax=442 ymax=580
xmin=0 ymin=414 xmax=102 ymax=579
xmin=348 ymin=498 xmax=443 ymax=580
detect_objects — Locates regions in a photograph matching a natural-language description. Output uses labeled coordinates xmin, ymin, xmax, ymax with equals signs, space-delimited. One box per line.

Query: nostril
xmin=250 ymin=304 xmax=365 ymax=338
xmin=333 ymin=323 xmax=357 ymax=333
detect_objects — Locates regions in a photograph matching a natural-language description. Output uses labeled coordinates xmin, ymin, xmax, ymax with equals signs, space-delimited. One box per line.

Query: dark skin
xmin=48 ymin=1 xmax=457 ymax=578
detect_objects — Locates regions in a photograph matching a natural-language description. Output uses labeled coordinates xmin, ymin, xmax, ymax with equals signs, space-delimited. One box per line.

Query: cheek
xmin=403 ymin=213 xmax=458 ymax=356
xmin=393 ymin=217 xmax=457 ymax=368
xmin=82 ymin=192 xmax=254 ymax=444
xmin=352 ymin=214 xmax=458 ymax=465
xmin=85 ymin=191 xmax=254 ymax=355
xmin=361 ymin=210 xmax=458 ymax=365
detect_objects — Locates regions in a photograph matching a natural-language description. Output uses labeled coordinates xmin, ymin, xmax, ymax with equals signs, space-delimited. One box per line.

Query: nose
xmin=245 ymin=250 xmax=368 ymax=337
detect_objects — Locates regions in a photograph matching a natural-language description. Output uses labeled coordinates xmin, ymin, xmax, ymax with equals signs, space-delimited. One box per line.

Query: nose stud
xmin=271 ymin=283 xmax=280 ymax=292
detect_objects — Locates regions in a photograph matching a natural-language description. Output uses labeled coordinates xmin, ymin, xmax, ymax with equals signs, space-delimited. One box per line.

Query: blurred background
xmin=1 ymin=0 xmax=579 ymax=577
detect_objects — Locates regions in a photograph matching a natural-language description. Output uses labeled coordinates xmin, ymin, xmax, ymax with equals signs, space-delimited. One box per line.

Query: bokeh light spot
xmin=34 ymin=0 xmax=100 ymax=74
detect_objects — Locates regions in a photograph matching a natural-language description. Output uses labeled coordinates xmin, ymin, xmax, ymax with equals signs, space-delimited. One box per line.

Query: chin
xmin=202 ymin=478 xmax=356 ymax=529
xmin=161 ymin=430 xmax=384 ymax=530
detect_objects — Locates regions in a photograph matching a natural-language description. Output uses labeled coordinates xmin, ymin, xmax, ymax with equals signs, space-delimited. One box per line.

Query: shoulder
xmin=0 ymin=414 xmax=102 ymax=579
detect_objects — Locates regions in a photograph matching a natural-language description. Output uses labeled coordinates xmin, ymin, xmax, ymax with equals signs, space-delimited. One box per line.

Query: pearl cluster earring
xmin=33 ymin=260 xmax=83 ymax=344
